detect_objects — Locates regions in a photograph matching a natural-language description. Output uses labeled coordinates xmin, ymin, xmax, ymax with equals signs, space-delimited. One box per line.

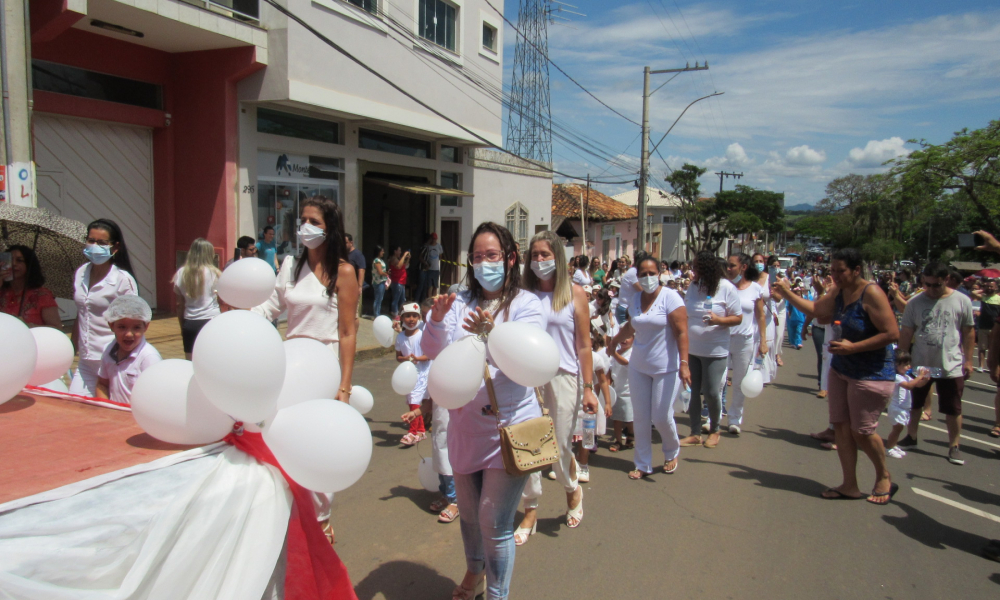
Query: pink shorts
xmin=827 ymin=369 xmax=894 ymax=435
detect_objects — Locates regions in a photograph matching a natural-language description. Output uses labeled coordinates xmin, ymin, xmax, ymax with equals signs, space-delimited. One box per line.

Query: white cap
xmin=400 ymin=302 xmax=421 ymax=316
xmin=104 ymin=295 xmax=152 ymax=323
xmin=583 ymin=285 xmax=593 ymax=293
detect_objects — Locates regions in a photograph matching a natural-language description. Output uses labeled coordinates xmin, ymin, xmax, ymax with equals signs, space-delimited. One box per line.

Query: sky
xmin=499 ymin=0 xmax=1000 ymax=206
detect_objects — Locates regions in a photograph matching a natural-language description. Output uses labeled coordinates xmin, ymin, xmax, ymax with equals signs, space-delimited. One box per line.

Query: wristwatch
xmin=583 ymin=382 xmax=594 ymax=390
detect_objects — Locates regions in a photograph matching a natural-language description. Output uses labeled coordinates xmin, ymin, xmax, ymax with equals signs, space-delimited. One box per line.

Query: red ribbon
xmin=225 ymin=430 xmax=358 ymax=600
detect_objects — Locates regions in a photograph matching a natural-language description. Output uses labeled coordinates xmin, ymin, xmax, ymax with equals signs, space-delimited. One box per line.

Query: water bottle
xmin=703 ymin=295 xmax=713 ymax=310
xmin=679 ymin=386 xmax=692 ymax=412
xmin=831 ymin=320 xmax=842 ymax=342
xmin=582 ymin=414 xmax=597 ymax=449
xmin=754 ymin=354 xmax=764 ymax=370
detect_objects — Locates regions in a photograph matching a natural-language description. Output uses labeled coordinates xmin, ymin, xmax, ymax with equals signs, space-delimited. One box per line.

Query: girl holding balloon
xmin=423 ymin=222 xmax=545 ymax=600
xmin=515 ymin=230 xmax=598 ymax=546
xmin=723 ymin=253 xmax=769 ymax=435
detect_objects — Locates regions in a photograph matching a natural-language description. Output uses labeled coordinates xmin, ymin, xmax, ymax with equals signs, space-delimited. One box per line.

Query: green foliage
xmin=715 ymin=185 xmax=785 ymax=234
xmin=861 ymin=239 xmax=906 ymax=266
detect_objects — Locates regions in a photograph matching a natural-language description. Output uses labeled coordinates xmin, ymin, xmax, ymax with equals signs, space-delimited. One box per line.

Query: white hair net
xmin=104 ymin=294 xmax=152 ymax=323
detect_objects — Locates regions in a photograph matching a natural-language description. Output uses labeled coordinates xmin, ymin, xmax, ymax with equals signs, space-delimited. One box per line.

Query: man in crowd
xmin=225 ymin=236 xmax=258 ymax=268
xmin=977 ymin=279 xmax=999 ymax=372
xmin=257 ymin=226 xmax=278 ymax=273
xmin=897 ymin=262 xmax=975 ymax=465
xmin=418 ymin=233 xmax=444 ymax=302
xmin=345 ymin=234 xmax=366 ymax=317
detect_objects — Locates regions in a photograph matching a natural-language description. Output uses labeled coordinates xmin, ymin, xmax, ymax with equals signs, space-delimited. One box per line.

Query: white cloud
xmin=785 ymin=145 xmax=827 ymax=165
xmin=846 ymin=137 xmax=911 ymax=168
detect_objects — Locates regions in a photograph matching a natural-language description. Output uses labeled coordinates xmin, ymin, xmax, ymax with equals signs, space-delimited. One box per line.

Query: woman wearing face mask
xmin=768 ymin=255 xmax=788 ymax=368
xmin=515 ymin=231 xmax=598 ymax=546
xmin=723 ymin=253 xmax=769 ymax=435
xmin=252 ymin=197 xmax=359 ymax=541
xmin=422 ymin=222 xmax=544 ymax=600
xmin=607 ymin=256 xmax=691 ymax=479
xmin=70 ymin=219 xmax=138 ymax=396
xmin=679 ymin=250 xmax=742 ymax=448
xmin=752 ymin=252 xmax=778 ymax=384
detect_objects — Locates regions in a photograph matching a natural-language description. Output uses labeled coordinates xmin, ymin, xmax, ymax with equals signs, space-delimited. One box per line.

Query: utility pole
xmin=578 ymin=174 xmax=590 ymax=255
xmin=715 ymin=171 xmax=743 ymax=193
xmin=639 ymin=62 xmax=709 ymax=253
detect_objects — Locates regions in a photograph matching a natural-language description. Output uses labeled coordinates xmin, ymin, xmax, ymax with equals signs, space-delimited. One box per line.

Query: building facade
xmin=551 ymin=183 xmax=638 ymax=263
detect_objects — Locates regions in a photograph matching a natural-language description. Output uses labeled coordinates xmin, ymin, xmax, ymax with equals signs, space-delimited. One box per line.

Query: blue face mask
xmin=473 ymin=261 xmax=506 ymax=292
xmin=732 ymin=274 xmax=742 ymax=284
xmin=83 ymin=243 xmax=113 ymax=265
xmin=755 ymin=263 xmax=765 ymax=273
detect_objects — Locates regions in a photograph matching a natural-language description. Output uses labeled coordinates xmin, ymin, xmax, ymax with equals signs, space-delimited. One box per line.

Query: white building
xmin=612 ymin=187 xmax=689 ymax=262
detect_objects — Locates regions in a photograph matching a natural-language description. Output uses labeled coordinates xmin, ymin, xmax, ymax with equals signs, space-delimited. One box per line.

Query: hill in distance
xmin=784 ymin=202 xmax=817 ymax=214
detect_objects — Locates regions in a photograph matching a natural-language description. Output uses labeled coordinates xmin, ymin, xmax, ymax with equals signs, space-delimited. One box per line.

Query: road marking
xmin=919 ymin=423 xmax=1000 ymax=449
xmin=911 ymin=487 xmax=1000 ymax=524
xmin=967 ymin=380 xmax=997 ymax=391
xmin=930 ymin=393 xmax=994 ymax=410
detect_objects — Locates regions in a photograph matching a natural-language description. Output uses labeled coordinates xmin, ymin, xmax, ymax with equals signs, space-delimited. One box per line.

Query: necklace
xmin=480 ymin=296 xmax=502 ymax=315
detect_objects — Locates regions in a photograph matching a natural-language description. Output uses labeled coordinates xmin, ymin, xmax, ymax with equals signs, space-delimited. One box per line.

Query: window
xmin=440 ymin=145 xmax=462 ymax=163
xmin=257 ymin=108 xmax=340 ymax=145
xmin=32 ymin=60 xmax=162 ymax=110
xmin=482 ymin=22 xmax=497 ymax=52
xmin=505 ymin=203 xmax=529 ymax=256
xmin=441 ymin=172 xmax=462 ymax=207
xmin=419 ymin=0 xmax=457 ymax=52
xmin=359 ymin=128 xmax=433 ymax=158
xmin=347 ymin=0 xmax=376 ymax=13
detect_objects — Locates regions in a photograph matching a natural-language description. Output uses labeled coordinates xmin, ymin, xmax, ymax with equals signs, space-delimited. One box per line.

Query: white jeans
xmin=629 ymin=369 xmax=680 ymax=473
xmin=523 ymin=370 xmax=580 ymax=509
xmin=727 ymin=333 xmax=755 ymax=427
xmin=775 ymin=307 xmax=787 ymax=357
xmin=69 ymin=358 xmax=102 ymax=397
xmin=820 ymin=340 xmax=833 ymax=392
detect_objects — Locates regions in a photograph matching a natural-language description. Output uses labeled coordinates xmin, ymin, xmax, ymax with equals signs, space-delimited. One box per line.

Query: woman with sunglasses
xmin=423 ymin=222 xmax=544 ymax=600
xmin=70 ymin=219 xmax=138 ymax=396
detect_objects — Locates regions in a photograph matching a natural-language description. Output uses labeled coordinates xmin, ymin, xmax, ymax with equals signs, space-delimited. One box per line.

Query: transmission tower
xmin=505 ymin=0 xmax=553 ymax=166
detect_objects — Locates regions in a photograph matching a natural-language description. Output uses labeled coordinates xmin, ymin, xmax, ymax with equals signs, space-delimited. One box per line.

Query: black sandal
xmin=628 ymin=469 xmax=649 ymax=480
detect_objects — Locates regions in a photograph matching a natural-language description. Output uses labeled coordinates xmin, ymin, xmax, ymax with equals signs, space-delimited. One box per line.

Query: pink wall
xmin=563 ymin=219 xmax=637 ymax=264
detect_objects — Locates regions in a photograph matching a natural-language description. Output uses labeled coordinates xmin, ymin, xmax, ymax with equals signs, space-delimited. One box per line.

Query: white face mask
xmin=639 ymin=275 xmax=659 ymax=293
xmin=530 ymin=259 xmax=557 ymax=280
xmin=298 ymin=223 xmax=326 ymax=249
xmin=403 ymin=321 xmax=420 ymax=331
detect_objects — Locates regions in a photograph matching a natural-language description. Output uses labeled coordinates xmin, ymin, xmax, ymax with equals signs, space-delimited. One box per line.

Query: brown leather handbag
xmin=483 ymin=365 xmax=559 ymax=476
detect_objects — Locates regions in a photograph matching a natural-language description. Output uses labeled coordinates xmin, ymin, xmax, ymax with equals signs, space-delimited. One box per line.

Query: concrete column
xmin=1 ymin=0 xmax=34 ymax=206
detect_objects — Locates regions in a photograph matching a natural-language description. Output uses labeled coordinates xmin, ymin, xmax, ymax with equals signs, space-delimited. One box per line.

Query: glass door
xmin=257 ymin=182 xmax=340 ymax=266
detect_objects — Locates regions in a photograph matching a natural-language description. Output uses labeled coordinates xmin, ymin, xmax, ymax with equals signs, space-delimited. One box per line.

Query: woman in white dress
xmin=723 ymin=253 xmax=769 ymax=434
xmin=752 ymin=253 xmax=778 ymax=384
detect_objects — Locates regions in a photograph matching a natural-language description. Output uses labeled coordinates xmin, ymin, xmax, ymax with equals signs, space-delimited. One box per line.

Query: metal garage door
xmin=33 ymin=114 xmax=157 ymax=309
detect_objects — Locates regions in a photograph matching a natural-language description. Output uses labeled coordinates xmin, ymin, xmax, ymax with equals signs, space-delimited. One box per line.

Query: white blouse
xmin=253 ymin=255 xmax=340 ymax=358
xmin=73 ymin=264 xmax=139 ymax=361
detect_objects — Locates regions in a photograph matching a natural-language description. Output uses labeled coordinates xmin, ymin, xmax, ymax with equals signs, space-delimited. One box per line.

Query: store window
xmin=32 ymin=60 xmax=162 ymax=110
xmin=359 ymin=128 xmax=433 ymax=159
xmin=440 ymin=172 xmax=462 ymax=207
xmin=258 ymin=108 xmax=340 ymax=145
xmin=418 ymin=0 xmax=457 ymax=52
xmin=505 ymin=202 xmax=529 ymax=256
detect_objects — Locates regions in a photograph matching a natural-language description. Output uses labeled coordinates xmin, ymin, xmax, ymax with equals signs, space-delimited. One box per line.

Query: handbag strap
xmin=483 ymin=364 xmax=503 ymax=430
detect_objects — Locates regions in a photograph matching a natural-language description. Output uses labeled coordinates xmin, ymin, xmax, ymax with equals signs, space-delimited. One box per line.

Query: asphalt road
xmin=332 ymin=342 xmax=1000 ymax=599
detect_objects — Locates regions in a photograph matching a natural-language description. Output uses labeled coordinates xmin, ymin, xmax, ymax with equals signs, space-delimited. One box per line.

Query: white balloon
xmin=428 ymin=335 xmax=486 ymax=409
xmin=217 ymin=257 xmax=277 ymax=309
xmin=741 ymin=370 xmax=764 ymax=398
xmin=264 ymin=399 xmax=373 ymax=493
xmin=276 ymin=338 xmax=342 ymax=410
xmin=0 ymin=313 xmax=36 ymax=405
xmin=392 ymin=361 xmax=419 ymax=396
xmin=40 ymin=378 xmax=69 ymax=393
xmin=131 ymin=359 xmax=234 ymax=444
xmin=28 ymin=327 xmax=74 ymax=386
xmin=192 ymin=311 xmax=285 ymax=423
xmin=372 ymin=315 xmax=396 ymax=348
xmin=417 ymin=457 xmax=438 ymax=492
xmin=349 ymin=385 xmax=375 ymax=415
xmin=487 ymin=322 xmax=560 ymax=388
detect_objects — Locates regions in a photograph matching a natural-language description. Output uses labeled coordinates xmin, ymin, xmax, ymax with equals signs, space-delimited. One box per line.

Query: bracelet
xmin=583 ymin=382 xmax=594 ymax=390
xmin=339 ymin=387 xmax=353 ymax=396
xmin=680 ymin=360 xmax=689 ymax=364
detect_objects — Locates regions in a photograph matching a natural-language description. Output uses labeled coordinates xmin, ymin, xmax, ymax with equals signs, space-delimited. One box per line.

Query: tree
xmin=714 ymin=185 xmax=785 ymax=234
xmin=666 ymin=164 xmax=714 ymax=253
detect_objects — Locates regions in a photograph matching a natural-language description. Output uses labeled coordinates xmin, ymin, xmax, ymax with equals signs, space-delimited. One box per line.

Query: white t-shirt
xmin=731 ymin=282 xmax=764 ymax=337
xmin=572 ymin=269 xmax=592 ymax=286
xmin=686 ymin=278 xmax=742 ymax=358
xmin=659 ymin=271 xmax=674 ymax=285
xmin=592 ymin=349 xmax=609 ymax=375
xmin=536 ymin=290 xmax=579 ymax=375
xmin=611 ymin=347 xmax=631 ymax=399
xmin=73 ymin=264 xmax=139 ymax=361
xmin=173 ymin=266 xmax=221 ymax=321
xmin=253 ymin=256 xmax=340 ymax=357
xmin=628 ymin=287 xmax=685 ymax=375
xmin=890 ymin=373 xmax=912 ymax=413
xmin=97 ymin=339 xmax=162 ymax=406
xmin=395 ymin=328 xmax=431 ymax=375
xmin=618 ymin=267 xmax=639 ymax=309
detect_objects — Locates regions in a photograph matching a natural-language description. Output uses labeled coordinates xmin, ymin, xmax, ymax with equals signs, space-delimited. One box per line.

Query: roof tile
xmin=552 ymin=184 xmax=638 ymax=222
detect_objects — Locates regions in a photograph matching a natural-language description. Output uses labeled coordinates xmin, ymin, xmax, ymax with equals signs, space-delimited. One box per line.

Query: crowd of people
xmin=5 ymin=199 xmax=1000 ymax=597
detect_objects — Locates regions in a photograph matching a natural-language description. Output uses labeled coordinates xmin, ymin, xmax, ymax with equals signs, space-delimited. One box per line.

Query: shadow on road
xmin=379 ymin=484 xmax=436 ymax=513
xmin=0 ymin=395 xmax=34 ymax=413
xmin=354 ymin=560 xmax=456 ymax=600
xmin=750 ymin=426 xmax=827 ymax=451
xmin=125 ymin=433 xmax=198 ymax=451
xmin=923 ymin=437 xmax=999 ymax=461
xmin=906 ymin=473 xmax=1000 ymax=506
xmin=685 ymin=458 xmax=827 ymax=497
xmin=768 ymin=382 xmax=821 ymax=395
xmin=369 ymin=420 xmax=410 ymax=448
xmin=882 ymin=501 xmax=992 ymax=559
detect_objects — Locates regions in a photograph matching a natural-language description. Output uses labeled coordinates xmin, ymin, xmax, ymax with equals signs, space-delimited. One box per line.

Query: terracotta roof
xmin=552 ymin=184 xmax=638 ymax=222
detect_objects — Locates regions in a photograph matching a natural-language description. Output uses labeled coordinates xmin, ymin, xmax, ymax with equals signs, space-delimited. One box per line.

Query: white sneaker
xmin=728 ymin=425 xmax=741 ymax=435
xmin=577 ymin=465 xmax=590 ymax=483
xmin=547 ymin=470 xmax=557 ymax=480
xmin=886 ymin=447 xmax=906 ymax=459
xmin=701 ymin=422 xmax=711 ymax=433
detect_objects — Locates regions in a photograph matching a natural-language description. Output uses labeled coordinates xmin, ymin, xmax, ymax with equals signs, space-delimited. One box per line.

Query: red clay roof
xmin=552 ymin=184 xmax=638 ymax=222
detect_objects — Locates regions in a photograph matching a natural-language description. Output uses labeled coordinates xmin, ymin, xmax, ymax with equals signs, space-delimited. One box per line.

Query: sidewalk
xmin=144 ymin=313 xmax=393 ymax=361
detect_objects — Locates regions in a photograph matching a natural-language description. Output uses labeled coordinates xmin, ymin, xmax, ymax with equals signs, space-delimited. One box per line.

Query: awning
xmin=365 ymin=178 xmax=474 ymax=197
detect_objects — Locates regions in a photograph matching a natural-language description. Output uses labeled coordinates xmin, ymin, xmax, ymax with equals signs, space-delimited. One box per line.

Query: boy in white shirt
xmin=96 ymin=295 xmax=162 ymax=406
xmin=396 ymin=302 xmax=430 ymax=446
xmin=886 ymin=351 xmax=930 ymax=458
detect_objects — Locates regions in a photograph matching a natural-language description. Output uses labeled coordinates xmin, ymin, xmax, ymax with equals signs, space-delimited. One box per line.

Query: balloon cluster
xmin=0 ymin=314 xmax=75 ymax=405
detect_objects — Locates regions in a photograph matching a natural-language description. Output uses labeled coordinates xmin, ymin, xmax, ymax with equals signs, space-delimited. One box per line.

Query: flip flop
xmin=867 ymin=483 xmax=900 ymax=506
xmin=821 ymin=488 xmax=866 ymax=500
xmin=663 ymin=459 xmax=678 ymax=474
xmin=438 ymin=504 xmax=460 ymax=523
xmin=628 ymin=469 xmax=649 ymax=480
xmin=989 ymin=426 xmax=1000 ymax=438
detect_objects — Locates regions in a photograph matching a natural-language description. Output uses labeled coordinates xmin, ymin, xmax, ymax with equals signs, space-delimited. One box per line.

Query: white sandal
xmin=566 ymin=487 xmax=584 ymax=528
xmin=514 ymin=521 xmax=536 ymax=546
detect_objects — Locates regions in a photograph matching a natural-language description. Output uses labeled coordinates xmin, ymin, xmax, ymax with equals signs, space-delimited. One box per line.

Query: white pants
xmin=629 ymin=369 xmax=680 ymax=474
xmin=69 ymin=358 xmax=102 ymax=397
xmin=432 ymin=403 xmax=452 ymax=477
xmin=775 ymin=307 xmax=787 ymax=357
xmin=820 ymin=339 xmax=833 ymax=392
xmin=727 ymin=334 xmax=755 ymax=427
xmin=523 ymin=370 xmax=580 ymax=509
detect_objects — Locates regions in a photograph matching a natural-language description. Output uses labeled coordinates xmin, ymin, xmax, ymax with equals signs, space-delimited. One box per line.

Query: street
xmin=332 ymin=342 xmax=1000 ymax=599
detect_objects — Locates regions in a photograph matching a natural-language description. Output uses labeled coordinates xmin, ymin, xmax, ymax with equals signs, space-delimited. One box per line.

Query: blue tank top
xmin=830 ymin=284 xmax=894 ymax=381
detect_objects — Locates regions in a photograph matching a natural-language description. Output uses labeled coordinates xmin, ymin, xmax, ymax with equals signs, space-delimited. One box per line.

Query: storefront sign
xmin=257 ymin=151 xmax=342 ymax=182
xmin=602 ymin=224 xmax=615 ymax=240
xmin=8 ymin=162 xmax=34 ymax=207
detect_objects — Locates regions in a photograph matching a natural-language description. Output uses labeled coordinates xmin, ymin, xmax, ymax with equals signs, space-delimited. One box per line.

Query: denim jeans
xmin=418 ymin=269 xmax=440 ymax=302
xmin=811 ymin=325 xmax=826 ymax=389
xmin=439 ymin=474 xmax=456 ymax=503
xmin=688 ymin=355 xmax=727 ymax=435
xmin=390 ymin=282 xmax=406 ymax=316
xmin=454 ymin=468 xmax=529 ymax=600
xmin=372 ymin=281 xmax=387 ymax=317
xmin=615 ymin=304 xmax=629 ymax=324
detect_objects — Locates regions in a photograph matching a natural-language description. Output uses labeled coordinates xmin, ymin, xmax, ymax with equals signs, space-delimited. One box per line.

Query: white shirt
xmin=611 ymin=347 xmax=631 ymax=399
xmin=592 ymin=349 xmax=609 ymax=375
xmin=395 ymin=328 xmax=431 ymax=375
xmin=424 ymin=243 xmax=444 ymax=271
xmin=731 ymin=282 xmax=764 ymax=337
xmin=686 ymin=278 xmax=742 ymax=358
xmin=572 ymin=269 xmax=592 ymax=286
xmin=618 ymin=267 xmax=639 ymax=309
xmin=890 ymin=373 xmax=912 ymax=413
xmin=628 ymin=287 xmax=685 ymax=375
xmin=73 ymin=264 xmax=139 ymax=361
xmin=97 ymin=338 xmax=162 ymax=406
xmin=173 ymin=266 xmax=221 ymax=321
xmin=253 ymin=256 xmax=340 ymax=357
xmin=659 ymin=271 xmax=674 ymax=285
xmin=536 ymin=290 xmax=580 ymax=375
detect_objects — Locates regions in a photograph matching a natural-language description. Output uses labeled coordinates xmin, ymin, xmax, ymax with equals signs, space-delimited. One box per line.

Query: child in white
xmin=574 ymin=329 xmax=613 ymax=483
xmin=886 ymin=351 xmax=930 ymax=458
xmin=609 ymin=336 xmax=634 ymax=451
xmin=395 ymin=302 xmax=430 ymax=446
